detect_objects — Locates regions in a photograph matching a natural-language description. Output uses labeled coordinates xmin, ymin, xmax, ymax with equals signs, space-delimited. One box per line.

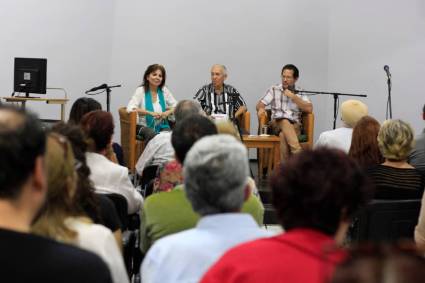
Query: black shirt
xmin=194 ymin=83 xmax=246 ymax=118
xmin=367 ymin=164 xmax=425 ymax=199
xmin=85 ymin=194 xmax=122 ymax=232
xmin=0 ymin=228 xmax=112 ymax=283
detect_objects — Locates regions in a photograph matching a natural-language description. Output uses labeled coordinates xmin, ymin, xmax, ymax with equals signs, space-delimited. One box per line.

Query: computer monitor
xmin=14 ymin=58 xmax=47 ymax=97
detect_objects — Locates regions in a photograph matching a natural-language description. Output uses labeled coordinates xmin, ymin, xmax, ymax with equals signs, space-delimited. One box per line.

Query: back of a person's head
xmin=32 ymin=133 xmax=78 ymax=243
xmin=184 ymin=134 xmax=249 ymax=215
xmin=51 ymin=122 xmax=97 ymax=216
xmin=0 ymin=105 xmax=46 ymax=199
xmin=348 ymin=116 xmax=384 ymax=168
xmin=171 ymin=114 xmax=218 ymax=163
xmin=331 ymin=244 xmax=425 ymax=283
xmin=378 ymin=119 xmax=414 ymax=161
xmin=174 ymin=100 xmax=203 ymax=123
xmin=271 ymin=148 xmax=372 ymax=235
xmin=68 ymin=97 xmax=102 ymax=124
xmin=341 ymin=100 xmax=368 ymax=127
xmin=80 ymin=110 xmax=114 ymax=152
xmin=216 ymin=121 xmax=240 ymax=140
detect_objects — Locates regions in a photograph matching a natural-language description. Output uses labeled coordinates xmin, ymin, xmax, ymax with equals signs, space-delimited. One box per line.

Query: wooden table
xmin=2 ymin=97 xmax=69 ymax=121
xmin=242 ymin=135 xmax=281 ymax=178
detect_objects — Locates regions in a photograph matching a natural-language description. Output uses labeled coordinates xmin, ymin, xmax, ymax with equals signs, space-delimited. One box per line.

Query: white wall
xmin=108 ymin=0 xmax=330 ymax=141
xmin=0 ymin=0 xmax=114 ymax=118
xmin=327 ymin=0 xmax=425 ymax=135
xmin=0 ymin=0 xmax=424 ymax=142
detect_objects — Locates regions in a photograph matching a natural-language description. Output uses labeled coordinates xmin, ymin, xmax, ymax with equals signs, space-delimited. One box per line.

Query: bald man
xmin=194 ymin=64 xmax=247 ymax=121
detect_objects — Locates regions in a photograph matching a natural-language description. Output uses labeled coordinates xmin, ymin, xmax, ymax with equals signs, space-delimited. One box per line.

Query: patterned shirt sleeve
xmin=260 ymin=86 xmax=274 ymax=106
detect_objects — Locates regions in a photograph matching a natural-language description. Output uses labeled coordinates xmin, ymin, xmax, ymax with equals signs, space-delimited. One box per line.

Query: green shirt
xmin=140 ymin=186 xmax=264 ymax=253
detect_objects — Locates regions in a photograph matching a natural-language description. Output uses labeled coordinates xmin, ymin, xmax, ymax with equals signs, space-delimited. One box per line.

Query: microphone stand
xmin=86 ymin=84 xmax=121 ymax=112
xmin=386 ymin=76 xmax=392 ymax=119
xmin=297 ymin=90 xmax=367 ymax=129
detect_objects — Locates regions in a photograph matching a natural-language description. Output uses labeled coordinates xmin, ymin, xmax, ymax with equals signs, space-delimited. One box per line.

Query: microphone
xmin=85 ymin=84 xmax=121 ymax=94
xmin=383 ymin=65 xmax=391 ymax=79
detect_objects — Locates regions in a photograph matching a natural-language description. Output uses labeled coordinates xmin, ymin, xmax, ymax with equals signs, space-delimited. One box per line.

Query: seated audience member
xmin=32 ymin=133 xmax=128 ymax=283
xmin=139 ymin=115 xmax=264 ymax=254
xmin=315 ymin=99 xmax=368 ymax=152
xmin=348 ymin=116 xmax=384 ymax=168
xmin=141 ymin=135 xmax=270 ymax=283
xmin=201 ymin=148 xmax=372 ymax=283
xmin=409 ymin=104 xmax=425 ymax=173
xmin=80 ymin=110 xmax=143 ymax=214
xmin=51 ymin=122 xmax=123 ymax=248
xmin=68 ymin=97 xmax=102 ymax=124
xmin=367 ymin=119 xmax=425 ymax=199
xmin=126 ymin=64 xmax=177 ymax=142
xmin=194 ymin=64 xmax=247 ymax=121
xmin=0 ymin=105 xmax=112 ymax=283
xmin=69 ymin=97 xmax=123 ymax=165
xmin=135 ymin=100 xmax=203 ymax=176
xmin=331 ymin=244 xmax=425 ymax=283
xmin=256 ymin=64 xmax=313 ymax=160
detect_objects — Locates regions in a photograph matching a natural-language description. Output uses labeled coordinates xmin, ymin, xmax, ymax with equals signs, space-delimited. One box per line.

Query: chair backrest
xmin=349 ymin=199 xmax=421 ymax=243
xmin=103 ymin=193 xmax=129 ymax=230
xmin=119 ymin=107 xmax=142 ymax=174
xmin=237 ymin=111 xmax=251 ymax=134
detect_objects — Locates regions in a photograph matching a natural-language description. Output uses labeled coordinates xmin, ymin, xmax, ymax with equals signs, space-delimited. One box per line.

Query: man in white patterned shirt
xmin=256 ymin=64 xmax=313 ymax=159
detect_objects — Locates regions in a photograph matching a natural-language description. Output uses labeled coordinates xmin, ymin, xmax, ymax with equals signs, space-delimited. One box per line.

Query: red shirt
xmin=201 ymin=228 xmax=346 ymax=283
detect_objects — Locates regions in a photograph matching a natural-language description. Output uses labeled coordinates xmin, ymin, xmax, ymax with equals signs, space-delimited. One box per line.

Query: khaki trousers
xmin=271 ymin=119 xmax=302 ymax=160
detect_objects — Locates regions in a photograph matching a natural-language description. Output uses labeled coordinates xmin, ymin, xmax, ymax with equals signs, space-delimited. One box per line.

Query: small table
xmin=2 ymin=97 xmax=69 ymax=121
xmin=242 ymin=135 xmax=281 ymax=178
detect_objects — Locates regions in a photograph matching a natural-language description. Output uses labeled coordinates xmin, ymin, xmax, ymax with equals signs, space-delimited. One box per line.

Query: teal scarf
xmin=145 ymin=88 xmax=170 ymax=133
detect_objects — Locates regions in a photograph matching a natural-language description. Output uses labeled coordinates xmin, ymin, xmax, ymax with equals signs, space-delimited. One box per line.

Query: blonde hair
xmin=216 ymin=121 xmax=240 ymax=140
xmin=341 ymin=100 xmax=368 ymax=127
xmin=32 ymin=134 xmax=79 ymax=244
xmin=377 ymin=119 xmax=415 ymax=160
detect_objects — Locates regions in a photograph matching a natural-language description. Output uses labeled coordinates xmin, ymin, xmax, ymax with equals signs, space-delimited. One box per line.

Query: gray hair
xmin=211 ymin=64 xmax=227 ymax=76
xmin=183 ymin=134 xmax=249 ymax=215
xmin=174 ymin=100 xmax=202 ymax=123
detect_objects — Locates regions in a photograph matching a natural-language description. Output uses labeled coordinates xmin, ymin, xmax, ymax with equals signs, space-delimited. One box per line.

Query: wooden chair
xmin=118 ymin=107 xmax=144 ymax=174
xmin=237 ymin=111 xmax=251 ymax=134
xmin=257 ymin=110 xmax=314 ymax=176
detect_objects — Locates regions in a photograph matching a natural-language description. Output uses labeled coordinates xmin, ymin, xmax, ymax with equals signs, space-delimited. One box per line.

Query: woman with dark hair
xmin=201 ymin=148 xmax=373 ymax=283
xmin=81 ymin=110 xmax=143 ymax=214
xmin=68 ymin=97 xmax=124 ymax=165
xmin=68 ymin=97 xmax=101 ymax=125
xmin=348 ymin=116 xmax=384 ymax=168
xmin=51 ymin=122 xmax=122 ymax=249
xmin=126 ymin=64 xmax=177 ymax=139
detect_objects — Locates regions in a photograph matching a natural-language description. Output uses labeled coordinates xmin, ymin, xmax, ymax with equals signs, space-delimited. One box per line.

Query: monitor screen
xmin=14 ymin=58 xmax=47 ymax=95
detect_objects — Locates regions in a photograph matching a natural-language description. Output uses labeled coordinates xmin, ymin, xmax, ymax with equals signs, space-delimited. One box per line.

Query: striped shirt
xmin=367 ymin=164 xmax=425 ymax=199
xmin=261 ymin=84 xmax=310 ymax=124
xmin=194 ymin=83 xmax=246 ymax=119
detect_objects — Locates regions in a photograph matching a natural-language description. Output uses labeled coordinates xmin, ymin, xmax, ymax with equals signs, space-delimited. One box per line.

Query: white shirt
xmin=135 ymin=131 xmax=174 ymax=175
xmin=141 ymin=213 xmax=271 ymax=283
xmin=126 ymin=86 xmax=177 ymax=126
xmin=86 ymin=152 xmax=143 ymax=214
xmin=315 ymin=127 xmax=353 ymax=153
xmin=65 ymin=217 xmax=129 ymax=283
